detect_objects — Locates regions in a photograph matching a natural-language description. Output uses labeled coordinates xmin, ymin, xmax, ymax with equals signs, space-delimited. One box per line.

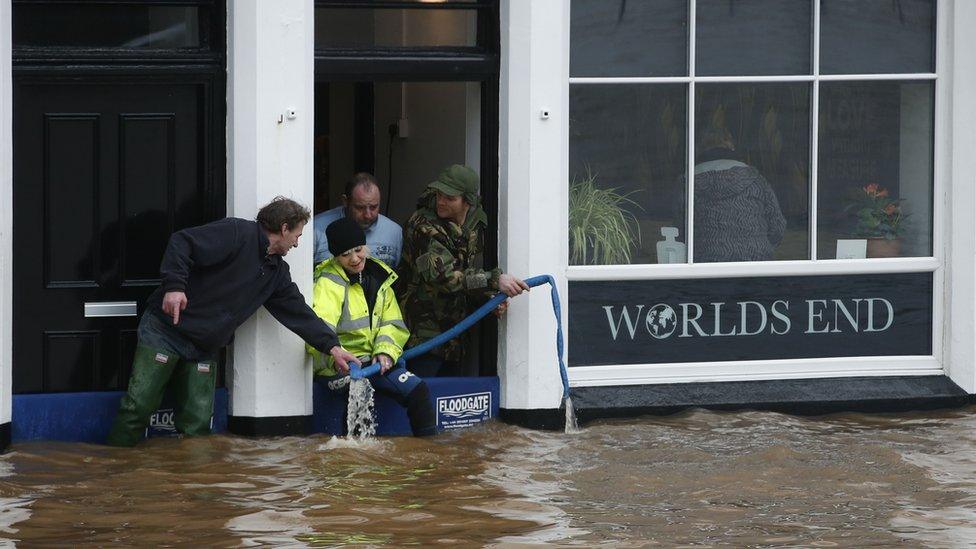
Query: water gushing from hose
xmin=349 ymin=275 xmax=575 ymax=433
xmin=345 ymin=378 xmax=376 ymax=439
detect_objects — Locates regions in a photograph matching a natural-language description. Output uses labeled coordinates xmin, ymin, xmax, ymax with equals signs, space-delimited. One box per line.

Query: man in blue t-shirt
xmin=313 ymin=172 xmax=403 ymax=267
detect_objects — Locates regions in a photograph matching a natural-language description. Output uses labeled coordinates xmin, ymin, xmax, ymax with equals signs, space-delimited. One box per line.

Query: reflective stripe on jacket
xmin=307 ymin=257 xmax=409 ymax=377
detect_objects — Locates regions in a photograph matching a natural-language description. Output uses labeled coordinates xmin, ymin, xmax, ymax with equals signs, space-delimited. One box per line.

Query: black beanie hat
xmin=326 ymin=217 xmax=366 ymax=257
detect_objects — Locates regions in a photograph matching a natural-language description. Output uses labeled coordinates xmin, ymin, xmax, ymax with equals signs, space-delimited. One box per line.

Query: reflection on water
xmin=2 ymin=407 xmax=976 ymax=546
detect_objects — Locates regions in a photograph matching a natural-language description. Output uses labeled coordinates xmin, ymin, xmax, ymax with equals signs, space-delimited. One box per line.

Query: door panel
xmin=45 ymin=114 xmax=100 ymax=286
xmin=13 ymin=79 xmax=212 ymax=393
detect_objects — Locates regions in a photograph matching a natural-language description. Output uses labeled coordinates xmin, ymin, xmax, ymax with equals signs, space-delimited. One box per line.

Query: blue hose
xmin=348 ymin=275 xmax=570 ymax=400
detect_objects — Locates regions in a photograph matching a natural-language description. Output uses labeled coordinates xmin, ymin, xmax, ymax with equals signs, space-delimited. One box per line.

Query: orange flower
xmin=877 ymin=188 xmax=889 ymax=198
xmin=864 ymin=183 xmax=880 ymax=196
xmin=884 ymin=203 xmax=898 ymax=216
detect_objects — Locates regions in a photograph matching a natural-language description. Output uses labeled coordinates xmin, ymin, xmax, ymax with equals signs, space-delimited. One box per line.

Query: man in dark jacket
xmin=106 ymin=197 xmax=360 ymax=446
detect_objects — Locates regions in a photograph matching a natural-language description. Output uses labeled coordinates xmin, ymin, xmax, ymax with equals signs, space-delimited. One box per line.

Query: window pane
xmin=315 ymin=8 xmax=477 ymax=48
xmin=570 ymin=0 xmax=687 ymax=77
xmin=820 ymin=0 xmax=935 ymax=74
xmin=569 ymin=85 xmax=688 ymax=265
xmin=693 ymin=83 xmax=811 ymax=262
xmin=696 ymin=0 xmax=811 ymax=76
xmin=13 ymin=5 xmax=203 ymax=49
xmin=817 ymin=81 xmax=933 ymax=259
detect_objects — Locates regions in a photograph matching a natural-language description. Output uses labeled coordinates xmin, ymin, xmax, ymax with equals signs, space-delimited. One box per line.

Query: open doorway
xmin=313 ymin=80 xmax=491 ymax=376
xmin=314 ymin=0 xmax=499 ymax=376
xmin=314 ymin=80 xmax=482 ymax=227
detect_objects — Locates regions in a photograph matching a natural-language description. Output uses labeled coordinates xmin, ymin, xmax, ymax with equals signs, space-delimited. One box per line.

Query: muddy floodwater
xmin=2 ymin=406 xmax=976 ymax=547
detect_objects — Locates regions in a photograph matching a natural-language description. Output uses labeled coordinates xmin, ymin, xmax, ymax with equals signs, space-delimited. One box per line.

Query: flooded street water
xmin=2 ymin=406 xmax=976 ymax=547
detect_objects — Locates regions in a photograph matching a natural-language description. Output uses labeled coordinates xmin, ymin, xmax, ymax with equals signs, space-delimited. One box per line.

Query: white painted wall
xmin=374 ymin=81 xmax=469 ymax=226
xmin=946 ymin=0 xmax=976 ymax=393
xmin=498 ymin=0 xmax=570 ymax=411
xmin=0 ymin=0 xmax=12 ymax=426
xmin=227 ymin=0 xmax=317 ymax=418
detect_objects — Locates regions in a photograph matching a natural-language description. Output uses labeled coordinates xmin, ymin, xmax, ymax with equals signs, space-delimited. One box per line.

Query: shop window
xmin=693 ymin=83 xmax=811 ymax=262
xmin=570 ymin=0 xmax=687 ymax=78
xmin=696 ymin=0 xmax=812 ymax=76
xmin=820 ymin=0 xmax=935 ymax=75
xmin=817 ymin=81 xmax=934 ymax=258
xmin=569 ymin=0 xmax=937 ymax=266
xmin=569 ymin=85 xmax=687 ymax=265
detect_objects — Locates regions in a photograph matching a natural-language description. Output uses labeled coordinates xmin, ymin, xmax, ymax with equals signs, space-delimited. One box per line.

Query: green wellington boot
xmin=105 ymin=345 xmax=177 ymax=447
xmin=173 ymin=358 xmax=217 ymax=437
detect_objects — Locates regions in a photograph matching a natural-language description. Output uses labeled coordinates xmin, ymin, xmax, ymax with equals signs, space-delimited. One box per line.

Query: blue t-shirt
xmin=312 ymin=206 xmax=403 ymax=267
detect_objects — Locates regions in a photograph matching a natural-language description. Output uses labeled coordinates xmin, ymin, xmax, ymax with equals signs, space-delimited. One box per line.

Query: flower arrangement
xmin=846 ymin=183 xmax=906 ymax=240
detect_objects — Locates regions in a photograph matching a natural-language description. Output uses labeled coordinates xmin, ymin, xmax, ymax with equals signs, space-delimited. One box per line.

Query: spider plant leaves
xmin=569 ymin=171 xmax=643 ymax=265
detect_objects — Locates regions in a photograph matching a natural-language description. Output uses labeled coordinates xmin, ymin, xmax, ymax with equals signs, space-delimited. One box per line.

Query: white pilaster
xmin=0 ymin=0 xmax=12 ymax=428
xmin=498 ymin=0 xmax=569 ymax=411
xmin=227 ymin=0 xmax=316 ymax=418
xmin=946 ymin=0 xmax=976 ymax=393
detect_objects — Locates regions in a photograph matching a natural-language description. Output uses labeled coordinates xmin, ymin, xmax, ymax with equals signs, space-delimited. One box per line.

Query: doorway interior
xmin=314 ymin=80 xmax=490 ymax=376
xmin=314 ymin=80 xmax=482 ymax=231
xmin=314 ymin=0 xmax=499 ymax=375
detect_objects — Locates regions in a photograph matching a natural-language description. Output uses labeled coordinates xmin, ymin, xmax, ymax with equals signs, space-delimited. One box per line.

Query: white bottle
xmin=656 ymin=226 xmax=687 ymax=264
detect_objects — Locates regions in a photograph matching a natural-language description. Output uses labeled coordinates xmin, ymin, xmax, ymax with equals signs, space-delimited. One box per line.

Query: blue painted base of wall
xmin=12 ymin=389 xmax=229 ymax=444
xmin=10 ymin=376 xmax=500 ymax=443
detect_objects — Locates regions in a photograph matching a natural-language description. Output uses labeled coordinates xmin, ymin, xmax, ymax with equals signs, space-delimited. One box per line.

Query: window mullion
xmin=812 ymin=0 xmax=821 ymax=75
xmin=687 ymin=0 xmax=696 ymax=264
xmin=810 ymin=0 xmax=821 ymax=260
xmin=811 ymin=80 xmax=820 ymax=260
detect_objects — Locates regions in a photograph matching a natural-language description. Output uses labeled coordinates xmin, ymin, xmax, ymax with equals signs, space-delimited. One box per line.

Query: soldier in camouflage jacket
xmin=399 ymin=165 xmax=529 ymax=375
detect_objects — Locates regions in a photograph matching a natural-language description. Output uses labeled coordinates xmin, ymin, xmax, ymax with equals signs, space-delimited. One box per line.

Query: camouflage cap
xmin=427 ymin=165 xmax=479 ymax=203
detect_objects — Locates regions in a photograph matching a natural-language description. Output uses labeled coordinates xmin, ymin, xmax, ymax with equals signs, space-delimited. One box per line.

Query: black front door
xmin=13 ymin=78 xmax=219 ymax=393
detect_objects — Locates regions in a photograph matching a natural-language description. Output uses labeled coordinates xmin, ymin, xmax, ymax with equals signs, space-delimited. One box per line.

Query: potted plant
xmin=845 ymin=183 xmax=907 ymax=258
xmin=569 ymin=170 xmax=642 ymax=265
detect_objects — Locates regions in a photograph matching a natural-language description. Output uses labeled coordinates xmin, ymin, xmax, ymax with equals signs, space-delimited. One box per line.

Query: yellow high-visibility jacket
xmin=307 ymin=257 xmax=409 ymax=377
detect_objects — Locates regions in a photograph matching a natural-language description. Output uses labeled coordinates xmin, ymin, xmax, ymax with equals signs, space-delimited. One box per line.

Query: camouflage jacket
xmin=399 ymin=192 xmax=501 ymax=362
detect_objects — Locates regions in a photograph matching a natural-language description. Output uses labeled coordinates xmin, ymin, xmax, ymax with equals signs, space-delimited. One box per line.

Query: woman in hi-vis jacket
xmin=308 ymin=217 xmax=436 ymax=436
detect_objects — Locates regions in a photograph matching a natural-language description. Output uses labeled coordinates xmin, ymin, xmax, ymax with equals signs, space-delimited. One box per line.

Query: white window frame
xmin=565 ymin=0 xmax=948 ymax=386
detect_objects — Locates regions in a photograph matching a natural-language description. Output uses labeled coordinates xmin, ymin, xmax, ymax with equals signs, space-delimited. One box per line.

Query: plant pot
xmin=866 ymin=237 xmax=902 ymax=258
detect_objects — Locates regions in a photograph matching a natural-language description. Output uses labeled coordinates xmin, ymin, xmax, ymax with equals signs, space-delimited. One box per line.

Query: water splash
xmin=563 ymin=396 xmax=580 ymax=434
xmin=317 ymin=436 xmax=386 ymax=451
xmin=346 ymin=378 xmax=376 ymax=439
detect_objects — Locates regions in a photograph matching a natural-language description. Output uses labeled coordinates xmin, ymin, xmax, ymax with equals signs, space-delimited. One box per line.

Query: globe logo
xmin=645 ymin=303 xmax=677 ymax=339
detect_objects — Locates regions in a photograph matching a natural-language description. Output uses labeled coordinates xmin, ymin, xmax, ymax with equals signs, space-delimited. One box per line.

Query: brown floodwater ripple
xmin=2 ymin=406 xmax=976 ymax=547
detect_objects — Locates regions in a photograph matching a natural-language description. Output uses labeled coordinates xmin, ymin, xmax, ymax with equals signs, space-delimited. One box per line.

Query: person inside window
xmin=308 ymin=217 xmax=436 ymax=437
xmin=689 ymin=127 xmax=786 ymax=262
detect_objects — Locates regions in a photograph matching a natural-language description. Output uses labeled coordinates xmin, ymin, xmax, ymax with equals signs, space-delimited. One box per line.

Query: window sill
xmin=566 ymin=256 xmax=940 ymax=281
xmin=568 ymin=355 xmax=942 ymax=386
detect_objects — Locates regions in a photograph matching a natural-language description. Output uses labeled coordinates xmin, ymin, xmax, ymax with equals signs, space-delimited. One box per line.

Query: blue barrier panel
xmin=12 ymin=388 xmax=228 ymax=443
xmin=313 ymin=376 xmax=500 ymax=436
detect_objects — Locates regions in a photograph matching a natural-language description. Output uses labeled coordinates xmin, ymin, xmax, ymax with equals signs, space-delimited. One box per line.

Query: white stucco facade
xmin=497 ymin=0 xmax=570 ymax=412
xmin=549 ymin=0 xmax=976 ymax=406
xmin=2 ymin=0 xmax=976 ymax=435
xmin=945 ymin=0 xmax=976 ymax=393
xmin=1 ymin=0 xmax=13 ymax=427
xmin=226 ymin=0 xmax=317 ymax=420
